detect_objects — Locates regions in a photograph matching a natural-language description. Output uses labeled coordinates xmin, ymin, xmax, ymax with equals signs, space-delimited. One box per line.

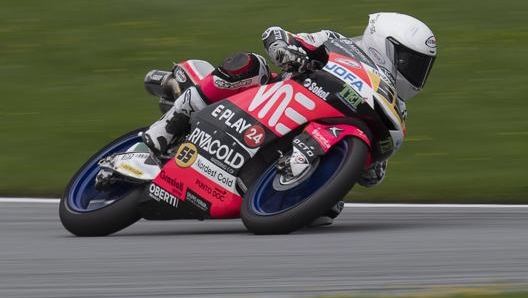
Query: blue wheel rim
xmin=251 ymin=140 xmax=350 ymax=216
xmin=67 ymin=133 xmax=142 ymax=213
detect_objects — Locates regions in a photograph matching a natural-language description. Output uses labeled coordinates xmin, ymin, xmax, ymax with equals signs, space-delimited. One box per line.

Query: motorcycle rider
xmin=141 ymin=12 xmax=437 ymax=222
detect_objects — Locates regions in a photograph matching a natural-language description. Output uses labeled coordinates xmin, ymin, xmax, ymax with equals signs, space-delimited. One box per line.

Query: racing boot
xmin=307 ymin=201 xmax=345 ymax=228
xmin=140 ymin=111 xmax=190 ymax=156
xmin=141 ymin=86 xmax=208 ymax=155
xmin=358 ymin=160 xmax=387 ymax=187
xmin=144 ymin=69 xmax=183 ymax=114
xmin=309 ymin=161 xmax=387 ymax=227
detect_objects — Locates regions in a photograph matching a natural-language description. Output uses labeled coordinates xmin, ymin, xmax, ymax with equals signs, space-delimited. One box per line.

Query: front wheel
xmin=59 ymin=128 xmax=146 ymax=237
xmin=241 ymin=137 xmax=368 ymax=235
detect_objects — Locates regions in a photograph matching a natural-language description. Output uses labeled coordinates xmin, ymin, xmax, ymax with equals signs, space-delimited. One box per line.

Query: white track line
xmin=0 ymin=198 xmax=60 ymax=203
xmin=1 ymin=198 xmax=528 ymax=208
xmin=344 ymin=203 xmax=528 ymax=208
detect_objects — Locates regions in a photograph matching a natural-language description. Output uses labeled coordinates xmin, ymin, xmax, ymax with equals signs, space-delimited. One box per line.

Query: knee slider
xmin=216 ymin=52 xmax=270 ymax=87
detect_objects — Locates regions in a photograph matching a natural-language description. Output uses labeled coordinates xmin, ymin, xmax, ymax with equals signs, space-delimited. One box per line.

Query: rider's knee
xmin=215 ymin=52 xmax=271 ymax=88
xmin=198 ymin=52 xmax=271 ymax=102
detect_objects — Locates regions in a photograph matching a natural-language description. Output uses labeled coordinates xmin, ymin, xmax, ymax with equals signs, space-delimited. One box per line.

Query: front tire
xmin=59 ymin=129 xmax=146 ymax=237
xmin=241 ymin=137 xmax=368 ymax=235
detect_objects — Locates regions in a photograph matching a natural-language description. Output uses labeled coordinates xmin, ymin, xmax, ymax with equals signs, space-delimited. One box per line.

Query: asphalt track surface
xmin=1 ymin=200 xmax=528 ymax=298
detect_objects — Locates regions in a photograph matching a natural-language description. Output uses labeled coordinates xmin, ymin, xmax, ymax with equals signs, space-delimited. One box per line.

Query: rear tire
xmin=241 ymin=137 xmax=368 ymax=235
xmin=59 ymin=129 xmax=146 ymax=237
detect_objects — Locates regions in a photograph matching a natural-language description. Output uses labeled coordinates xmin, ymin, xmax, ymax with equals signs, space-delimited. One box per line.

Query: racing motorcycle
xmin=59 ymin=39 xmax=405 ymax=236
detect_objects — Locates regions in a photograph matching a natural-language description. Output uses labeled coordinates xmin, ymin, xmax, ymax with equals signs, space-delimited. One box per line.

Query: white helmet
xmin=359 ymin=12 xmax=437 ymax=101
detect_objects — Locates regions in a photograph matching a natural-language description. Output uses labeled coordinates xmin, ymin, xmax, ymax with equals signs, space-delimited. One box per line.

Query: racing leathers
xmin=141 ymin=52 xmax=271 ymax=155
xmin=141 ymin=26 xmax=394 ymax=188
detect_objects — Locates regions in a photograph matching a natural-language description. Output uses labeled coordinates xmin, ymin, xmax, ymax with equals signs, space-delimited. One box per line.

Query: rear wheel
xmin=241 ymin=137 xmax=368 ymax=235
xmin=59 ymin=129 xmax=146 ymax=237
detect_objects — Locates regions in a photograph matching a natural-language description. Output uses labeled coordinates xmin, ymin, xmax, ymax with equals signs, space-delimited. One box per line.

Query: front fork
xmin=275 ymin=121 xmax=372 ymax=186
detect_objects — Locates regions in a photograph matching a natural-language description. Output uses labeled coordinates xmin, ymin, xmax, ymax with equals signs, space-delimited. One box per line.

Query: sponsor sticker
xmin=158 ymin=170 xmax=184 ymax=196
xmin=195 ymin=179 xmax=227 ymax=202
xmin=179 ymin=89 xmax=195 ymax=115
xmin=330 ymin=40 xmax=375 ymax=68
xmin=210 ymin=104 xmax=253 ymax=134
xmin=425 ymin=36 xmax=437 ymax=48
xmin=377 ymin=66 xmax=396 ymax=85
xmin=293 ymin=138 xmax=315 ymax=157
xmin=327 ymin=127 xmax=344 ymax=138
xmin=324 ymin=62 xmax=364 ymax=92
xmin=118 ymin=164 xmax=143 ymax=177
xmin=175 ymin=142 xmax=198 ymax=168
xmin=248 ymin=81 xmax=316 ymax=135
xmin=194 ymin=157 xmax=236 ymax=189
xmin=148 ymin=183 xmax=179 ymax=207
xmin=336 ymin=83 xmax=365 ymax=111
xmin=368 ymin=47 xmax=385 ymax=65
xmin=242 ymin=81 xmax=343 ymax=137
xmin=117 ymin=152 xmax=151 ymax=161
xmin=188 ymin=127 xmax=246 ymax=170
xmin=175 ymin=67 xmax=187 ymax=83
xmin=243 ymin=124 xmax=265 ymax=148
xmin=214 ymin=77 xmax=252 ymax=90
xmin=185 ymin=189 xmax=211 ymax=212
xmin=262 ymin=28 xmax=282 ymax=40
xmin=311 ymin=127 xmax=332 ymax=151
xmin=335 ymin=57 xmax=361 ymax=69
xmin=209 ymin=103 xmax=266 ymax=148
xmin=302 ymin=78 xmax=330 ymax=100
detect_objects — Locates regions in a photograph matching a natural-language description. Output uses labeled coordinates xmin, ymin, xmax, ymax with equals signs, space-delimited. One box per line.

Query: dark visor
xmin=388 ymin=37 xmax=435 ymax=89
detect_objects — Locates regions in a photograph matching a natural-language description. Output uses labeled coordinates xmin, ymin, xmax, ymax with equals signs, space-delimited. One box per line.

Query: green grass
xmin=321 ymin=291 xmax=528 ymax=298
xmin=316 ymin=290 xmax=528 ymax=298
xmin=1 ymin=0 xmax=527 ymax=201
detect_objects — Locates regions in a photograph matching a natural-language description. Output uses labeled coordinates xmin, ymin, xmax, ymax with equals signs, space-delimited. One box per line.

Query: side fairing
xmin=323 ymin=39 xmax=406 ymax=160
xmin=231 ymin=80 xmax=344 ymax=137
xmin=151 ymin=80 xmax=346 ymax=219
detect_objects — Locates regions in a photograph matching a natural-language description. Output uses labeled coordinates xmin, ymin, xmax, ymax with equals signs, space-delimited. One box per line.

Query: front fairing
xmin=319 ymin=39 xmax=406 ymax=160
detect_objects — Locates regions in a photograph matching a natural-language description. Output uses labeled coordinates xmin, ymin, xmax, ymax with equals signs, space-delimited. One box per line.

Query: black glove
xmin=269 ymin=42 xmax=310 ymax=73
